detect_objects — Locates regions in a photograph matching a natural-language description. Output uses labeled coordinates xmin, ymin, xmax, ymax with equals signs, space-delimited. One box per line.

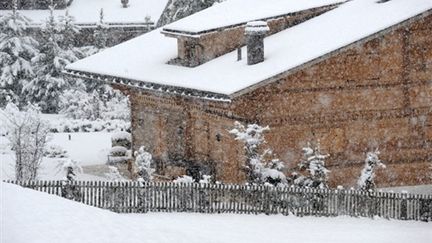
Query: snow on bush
xmin=296 ymin=142 xmax=330 ymax=189
xmin=134 ymin=146 xmax=154 ymax=182
xmin=174 ymin=175 xmax=194 ymax=184
xmin=105 ymin=166 xmax=126 ymax=181
xmin=1 ymin=102 xmax=50 ymax=180
xmin=57 ymin=158 xmax=82 ymax=181
xmin=229 ymin=121 xmax=286 ymax=186
xmin=48 ymin=117 xmax=130 ymax=133
xmin=357 ymin=150 xmax=386 ymax=191
xmin=44 ymin=144 xmax=68 ymax=158
xmin=110 ymin=146 xmax=128 ymax=157
xmin=199 ymin=175 xmax=212 ymax=184
xmin=111 ymin=131 xmax=132 ymax=148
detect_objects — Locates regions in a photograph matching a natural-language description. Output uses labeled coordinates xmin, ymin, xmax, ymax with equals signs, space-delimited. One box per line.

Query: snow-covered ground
xmin=2 ymin=182 xmax=431 ymax=243
xmin=0 ymin=132 xmax=112 ymax=181
xmin=380 ymin=185 xmax=432 ymax=195
xmin=0 ymin=0 xmax=168 ymax=24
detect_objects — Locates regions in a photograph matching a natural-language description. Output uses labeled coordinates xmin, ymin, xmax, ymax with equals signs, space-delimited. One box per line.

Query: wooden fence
xmin=4 ymin=180 xmax=432 ymax=221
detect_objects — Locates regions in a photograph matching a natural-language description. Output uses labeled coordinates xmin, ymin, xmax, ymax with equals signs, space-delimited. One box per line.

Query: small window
xmin=216 ymin=133 xmax=222 ymax=142
xmin=177 ymin=126 xmax=184 ymax=135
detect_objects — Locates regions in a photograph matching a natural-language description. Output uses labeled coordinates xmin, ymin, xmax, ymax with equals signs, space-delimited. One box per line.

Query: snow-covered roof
xmin=66 ymin=0 xmax=432 ymax=99
xmin=163 ymin=0 xmax=345 ymax=35
xmin=0 ymin=0 xmax=168 ymax=25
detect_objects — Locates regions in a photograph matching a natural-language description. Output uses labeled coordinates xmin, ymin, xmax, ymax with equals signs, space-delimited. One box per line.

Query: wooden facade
xmin=123 ymin=11 xmax=432 ymax=187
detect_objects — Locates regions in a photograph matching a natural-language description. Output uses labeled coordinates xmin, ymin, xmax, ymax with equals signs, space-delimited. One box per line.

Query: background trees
xmin=0 ymin=1 xmax=38 ymax=107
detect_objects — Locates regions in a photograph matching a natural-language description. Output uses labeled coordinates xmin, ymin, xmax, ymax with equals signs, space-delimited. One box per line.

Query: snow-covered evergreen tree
xmin=58 ymin=8 xmax=80 ymax=49
xmin=0 ymin=102 xmax=50 ymax=180
xmin=157 ymin=0 xmax=225 ymax=27
xmin=134 ymin=146 xmax=154 ymax=182
xmin=93 ymin=8 xmax=109 ymax=49
xmin=59 ymin=89 xmax=103 ymax=120
xmin=229 ymin=121 xmax=286 ymax=185
xmin=0 ymin=0 xmax=38 ymax=107
xmin=230 ymin=121 xmax=269 ymax=183
xmin=24 ymin=6 xmax=80 ymax=113
xmin=297 ymin=142 xmax=330 ymax=189
xmin=357 ymin=150 xmax=386 ymax=191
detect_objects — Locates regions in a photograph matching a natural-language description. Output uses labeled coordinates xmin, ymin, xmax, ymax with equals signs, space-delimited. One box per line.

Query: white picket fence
xmin=4 ymin=180 xmax=432 ymax=221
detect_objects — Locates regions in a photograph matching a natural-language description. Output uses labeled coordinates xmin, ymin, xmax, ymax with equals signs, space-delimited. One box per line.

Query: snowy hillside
xmin=0 ymin=0 xmax=168 ymax=24
xmin=2 ymin=182 xmax=432 ymax=243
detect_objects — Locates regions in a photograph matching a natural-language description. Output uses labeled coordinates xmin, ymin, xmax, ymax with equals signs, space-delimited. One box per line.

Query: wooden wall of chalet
xmin=233 ymin=13 xmax=432 ymax=187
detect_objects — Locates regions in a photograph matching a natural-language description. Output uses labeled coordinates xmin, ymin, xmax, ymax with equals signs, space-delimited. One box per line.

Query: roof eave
xmin=63 ymin=69 xmax=232 ymax=103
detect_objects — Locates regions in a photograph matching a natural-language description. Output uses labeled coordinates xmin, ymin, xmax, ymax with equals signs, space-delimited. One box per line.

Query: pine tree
xmin=24 ymin=6 xmax=79 ymax=113
xmin=229 ymin=121 xmax=286 ymax=185
xmin=58 ymin=8 xmax=80 ymax=49
xmin=0 ymin=0 xmax=38 ymax=107
xmin=357 ymin=150 xmax=386 ymax=191
xmin=297 ymin=142 xmax=330 ymax=188
xmin=134 ymin=146 xmax=155 ymax=182
xmin=93 ymin=8 xmax=109 ymax=49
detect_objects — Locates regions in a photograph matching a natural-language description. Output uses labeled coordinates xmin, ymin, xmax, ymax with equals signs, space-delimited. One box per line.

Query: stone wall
xmin=129 ymin=90 xmax=244 ymax=183
xmin=232 ymin=12 xmax=432 ymax=187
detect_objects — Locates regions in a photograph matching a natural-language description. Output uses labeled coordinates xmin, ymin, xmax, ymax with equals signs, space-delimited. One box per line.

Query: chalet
xmin=65 ymin=0 xmax=432 ymax=187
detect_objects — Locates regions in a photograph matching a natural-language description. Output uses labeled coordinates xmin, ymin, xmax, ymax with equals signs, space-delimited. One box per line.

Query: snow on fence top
xmin=66 ymin=0 xmax=432 ymax=98
xmin=162 ymin=0 xmax=345 ymax=35
xmin=0 ymin=0 xmax=168 ymax=25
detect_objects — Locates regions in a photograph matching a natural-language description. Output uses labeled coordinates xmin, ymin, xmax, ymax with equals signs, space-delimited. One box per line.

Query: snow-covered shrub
xmin=48 ymin=117 xmax=130 ymax=133
xmin=357 ymin=150 xmax=386 ymax=191
xmin=229 ymin=121 xmax=286 ymax=185
xmin=111 ymin=131 xmax=131 ymax=149
xmin=296 ymin=142 xmax=330 ymax=189
xmin=262 ymin=159 xmax=287 ymax=186
xmin=0 ymin=3 xmax=39 ymax=107
xmin=199 ymin=175 xmax=212 ymax=184
xmin=1 ymin=103 xmax=50 ymax=180
xmin=134 ymin=146 xmax=154 ymax=182
xmin=57 ymin=158 xmax=82 ymax=181
xmin=110 ymin=146 xmax=128 ymax=157
xmin=174 ymin=175 xmax=194 ymax=184
xmin=105 ymin=166 xmax=126 ymax=181
xmin=44 ymin=145 xmax=68 ymax=158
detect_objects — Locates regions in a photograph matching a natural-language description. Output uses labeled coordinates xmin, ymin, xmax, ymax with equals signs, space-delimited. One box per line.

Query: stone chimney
xmin=245 ymin=21 xmax=269 ymax=65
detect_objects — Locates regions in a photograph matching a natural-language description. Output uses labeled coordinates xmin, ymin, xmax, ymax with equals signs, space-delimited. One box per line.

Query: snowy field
xmin=0 ymin=0 xmax=168 ymax=24
xmin=0 ymin=132 xmax=112 ymax=181
xmin=2 ymin=182 xmax=431 ymax=243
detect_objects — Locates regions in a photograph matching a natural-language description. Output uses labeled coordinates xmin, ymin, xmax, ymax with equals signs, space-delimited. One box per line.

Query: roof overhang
xmin=63 ymin=69 xmax=232 ymax=103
